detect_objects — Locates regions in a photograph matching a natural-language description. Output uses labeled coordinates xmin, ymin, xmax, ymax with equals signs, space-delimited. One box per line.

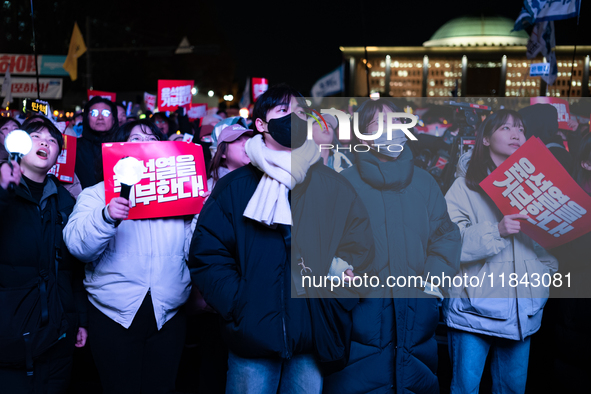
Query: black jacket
xmin=75 ymin=98 xmax=119 ymax=189
xmin=189 ymin=162 xmax=374 ymax=360
xmin=0 ymin=176 xmax=87 ymax=338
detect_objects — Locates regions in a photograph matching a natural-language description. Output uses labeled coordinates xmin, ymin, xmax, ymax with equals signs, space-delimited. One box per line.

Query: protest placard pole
xmin=86 ymin=16 xmax=93 ymax=90
xmin=29 ymin=0 xmax=41 ymax=100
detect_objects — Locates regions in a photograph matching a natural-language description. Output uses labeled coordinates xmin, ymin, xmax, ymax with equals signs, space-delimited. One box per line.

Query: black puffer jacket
xmin=0 ymin=176 xmax=87 ymax=348
xmin=189 ymin=162 xmax=374 ymax=360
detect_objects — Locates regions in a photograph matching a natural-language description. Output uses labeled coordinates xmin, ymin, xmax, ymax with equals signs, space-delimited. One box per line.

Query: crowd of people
xmin=0 ymin=84 xmax=590 ymax=394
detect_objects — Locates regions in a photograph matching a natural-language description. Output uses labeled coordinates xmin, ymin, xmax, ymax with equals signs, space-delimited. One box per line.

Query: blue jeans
xmin=225 ymin=351 xmax=323 ymax=394
xmin=447 ymin=328 xmax=531 ymax=394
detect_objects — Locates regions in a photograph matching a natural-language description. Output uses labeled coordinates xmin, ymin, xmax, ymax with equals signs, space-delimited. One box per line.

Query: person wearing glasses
xmin=75 ymin=97 xmax=119 ymax=190
xmin=64 ymin=119 xmax=194 ymax=394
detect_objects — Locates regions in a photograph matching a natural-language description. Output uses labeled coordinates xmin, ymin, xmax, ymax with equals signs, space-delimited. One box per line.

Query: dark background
xmin=2 ymin=0 xmax=587 ymax=100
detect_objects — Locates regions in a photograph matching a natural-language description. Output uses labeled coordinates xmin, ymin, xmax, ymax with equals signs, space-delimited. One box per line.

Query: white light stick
xmin=4 ymin=130 xmax=33 ymax=191
xmin=113 ymin=157 xmax=144 ymax=200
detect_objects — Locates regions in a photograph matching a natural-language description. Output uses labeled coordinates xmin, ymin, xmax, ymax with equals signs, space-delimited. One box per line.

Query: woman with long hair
xmin=63 ymin=119 xmax=193 ymax=394
xmin=443 ymin=109 xmax=558 ymax=394
xmin=207 ymin=124 xmax=253 ymax=190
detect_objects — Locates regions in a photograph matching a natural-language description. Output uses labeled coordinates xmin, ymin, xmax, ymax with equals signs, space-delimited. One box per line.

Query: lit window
xmin=435 ymin=63 xmax=440 ymax=67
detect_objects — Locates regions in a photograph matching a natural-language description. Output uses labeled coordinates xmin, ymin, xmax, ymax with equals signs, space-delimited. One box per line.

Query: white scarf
xmin=243 ymin=134 xmax=320 ymax=226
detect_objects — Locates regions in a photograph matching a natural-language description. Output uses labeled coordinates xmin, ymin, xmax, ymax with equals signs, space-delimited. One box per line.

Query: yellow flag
xmin=62 ymin=22 xmax=87 ymax=81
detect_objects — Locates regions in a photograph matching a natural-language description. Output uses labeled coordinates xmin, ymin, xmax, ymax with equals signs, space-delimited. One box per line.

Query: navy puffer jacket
xmin=324 ymin=147 xmax=461 ymax=393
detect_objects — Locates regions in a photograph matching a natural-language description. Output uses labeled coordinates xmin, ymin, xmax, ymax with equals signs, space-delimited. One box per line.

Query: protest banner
xmin=87 ymin=90 xmax=116 ymax=102
xmin=480 ymin=136 xmax=591 ymax=249
xmin=157 ymin=80 xmax=193 ymax=112
xmin=530 ymin=97 xmax=575 ymax=130
xmin=0 ymin=54 xmax=69 ymax=76
xmin=251 ymin=78 xmax=268 ymax=102
xmin=48 ymin=134 xmax=76 ymax=183
xmin=102 ymin=141 xmax=207 ymax=220
xmin=144 ymin=92 xmax=156 ymax=112
xmin=187 ymin=103 xmax=207 ymax=122
xmin=1 ymin=77 xmax=63 ymax=99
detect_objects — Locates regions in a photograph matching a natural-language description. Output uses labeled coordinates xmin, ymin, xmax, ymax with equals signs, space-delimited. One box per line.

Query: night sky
xmin=2 ymin=0 xmax=588 ymax=102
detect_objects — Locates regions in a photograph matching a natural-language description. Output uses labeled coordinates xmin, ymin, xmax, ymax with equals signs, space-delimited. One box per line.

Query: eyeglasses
xmin=128 ymin=135 xmax=160 ymax=142
xmin=90 ymin=109 xmax=112 ymax=118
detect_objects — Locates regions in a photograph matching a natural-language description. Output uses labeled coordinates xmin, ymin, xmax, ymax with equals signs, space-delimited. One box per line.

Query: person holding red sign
xmin=63 ymin=120 xmax=193 ymax=394
xmin=443 ymin=109 xmax=558 ymax=394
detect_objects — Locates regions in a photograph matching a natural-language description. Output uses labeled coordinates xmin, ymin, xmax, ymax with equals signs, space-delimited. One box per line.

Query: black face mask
xmin=267 ymin=113 xmax=307 ymax=149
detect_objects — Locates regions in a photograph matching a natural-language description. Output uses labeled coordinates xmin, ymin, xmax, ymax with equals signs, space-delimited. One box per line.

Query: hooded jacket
xmin=324 ymin=147 xmax=461 ymax=394
xmin=443 ymin=150 xmax=558 ymax=340
xmin=75 ymin=97 xmax=119 ymax=189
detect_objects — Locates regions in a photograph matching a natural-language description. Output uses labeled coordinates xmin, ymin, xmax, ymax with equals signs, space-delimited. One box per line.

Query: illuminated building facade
xmin=342 ymin=17 xmax=590 ymax=98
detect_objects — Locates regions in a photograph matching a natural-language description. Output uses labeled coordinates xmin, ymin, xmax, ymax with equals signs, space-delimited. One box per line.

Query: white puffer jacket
xmin=443 ymin=151 xmax=558 ymax=340
xmin=63 ymin=182 xmax=193 ymax=330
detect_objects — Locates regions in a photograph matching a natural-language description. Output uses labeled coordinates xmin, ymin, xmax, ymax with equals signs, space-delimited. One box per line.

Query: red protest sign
xmin=48 ymin=134 xmax=77 ymax=183
xmin=157 ymin=80 xmax=193 ymax=112
xmin=144 ymin=92 xmax=156 ymax=112
xmin=102 ymin=141 xmax=207 ymax=220
xmin=187 ymin=103 xmax=207 ymax=121
xmin=87 ymin=90 xmax=117 ymax=102
xmin=252 ymin=78 xmax=268 ymax=102
xmin=530 ymin=97 xmax=575 ymax=130
xmin=480 ymin=137 xmax=591 ymax=249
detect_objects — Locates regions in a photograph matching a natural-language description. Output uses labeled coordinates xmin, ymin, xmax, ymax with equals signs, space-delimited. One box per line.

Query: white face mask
xmin=369 ymin=129 xmax=407 ymax=158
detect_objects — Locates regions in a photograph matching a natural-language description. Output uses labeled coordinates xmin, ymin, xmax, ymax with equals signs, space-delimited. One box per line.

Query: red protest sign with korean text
xmin=47 ymin=134 xmax=77 ymax=184
xmin=157 ymin=80 xmax=194 ymax=112
xmin=187 ymin=103 xmax=207 ymax=122
xmin=87 ymin=90 xmax=116 ymax=102
xmin=144 ymin=92 xmax=156 ymax=112
xmin=102 ymin=141 xmax=207 ymax=220
xmin=251 ymin=78 xmax=268 ymax=102
xmin=480 ymin=137 xmax=591 ymax=249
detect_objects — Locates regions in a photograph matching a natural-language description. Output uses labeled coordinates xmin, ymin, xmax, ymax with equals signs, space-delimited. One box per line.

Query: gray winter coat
xmin=443 ymin=151 xmax=558 ymax=340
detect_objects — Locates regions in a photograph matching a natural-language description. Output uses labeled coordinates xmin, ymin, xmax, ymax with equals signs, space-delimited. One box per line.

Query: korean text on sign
xmin=102 ymin=141 xmax=207 ymax=220
xmin=492 ymin=157 xmax=586 ymax=239
xmin=114 ymin=155 xmax=204 ymax=206
xmin=481 ymin=137 xmax=591 ymax=249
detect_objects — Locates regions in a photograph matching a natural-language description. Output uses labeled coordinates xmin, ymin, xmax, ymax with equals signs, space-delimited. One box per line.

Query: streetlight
xmin=208 ymin=90 xmax=214 ymax=97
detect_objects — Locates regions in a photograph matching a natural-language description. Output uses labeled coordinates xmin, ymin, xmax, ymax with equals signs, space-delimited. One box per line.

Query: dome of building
xmin=423 ymin=16 xmax=529 ymax=47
